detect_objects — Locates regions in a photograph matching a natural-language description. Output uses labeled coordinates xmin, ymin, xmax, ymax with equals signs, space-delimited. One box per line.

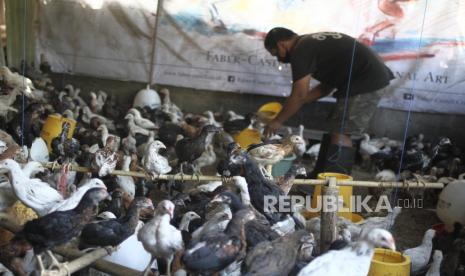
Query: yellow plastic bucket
xmin=309 ymin=172 xmax=353 ymax=220
xmin=369 ymin=248 xmax=411 ymax=276
xmin=40 ymin=114 xmax=76 ymax=152
xmin=233 ymin=128 xmax=262 ymax=149
xmin=256 ymin=102 xmax=282 ymax=123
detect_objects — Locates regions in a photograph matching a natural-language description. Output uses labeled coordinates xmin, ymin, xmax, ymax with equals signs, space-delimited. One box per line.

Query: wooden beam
xmin=319 ymin=177 xmax=339 ymax=253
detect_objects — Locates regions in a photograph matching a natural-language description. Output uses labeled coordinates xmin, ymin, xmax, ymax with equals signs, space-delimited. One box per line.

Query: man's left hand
xmin=264 ymin=119 xmax=282 ymax=138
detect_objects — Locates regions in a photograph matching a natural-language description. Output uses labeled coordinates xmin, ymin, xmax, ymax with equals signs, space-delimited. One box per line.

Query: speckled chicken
xmin=79 ymin=197 xmax=153 ymax=249
xmin=175 ymin=125 xmax=221 ymax=175
xmin=16 ymin=188 xmax=109 ymax=271
xmin=143 ymin=140 xmax=172 ymax=178
xmin=182 ymin=209 xmax=255 ymax=275
xmin=247 ymin=135 xmax=306 ymax=167
xmin=92 ymin=136 xmax=119 ymax=177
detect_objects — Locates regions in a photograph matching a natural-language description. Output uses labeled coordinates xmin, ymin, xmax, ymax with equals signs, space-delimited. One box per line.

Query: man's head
xmin=264 ymin=27 xmax=297 ymax=63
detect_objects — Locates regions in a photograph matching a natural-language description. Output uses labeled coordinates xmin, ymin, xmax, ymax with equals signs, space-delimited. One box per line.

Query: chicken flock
xmin=0 ymin=64 xmax=463 ymax=276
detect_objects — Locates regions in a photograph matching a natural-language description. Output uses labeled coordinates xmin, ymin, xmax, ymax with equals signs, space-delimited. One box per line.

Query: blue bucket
xmin=272 ymin=153 xmax=297 ymax=177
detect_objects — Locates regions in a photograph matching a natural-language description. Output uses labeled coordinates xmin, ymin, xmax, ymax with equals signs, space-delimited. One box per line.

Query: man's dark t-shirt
xmin=290 ymin=32 xmax=394 ymax=98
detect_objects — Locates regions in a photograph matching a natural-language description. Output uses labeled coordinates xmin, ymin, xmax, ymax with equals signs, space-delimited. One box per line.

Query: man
xmin=263 ymin=27 xmax=394 ymax=176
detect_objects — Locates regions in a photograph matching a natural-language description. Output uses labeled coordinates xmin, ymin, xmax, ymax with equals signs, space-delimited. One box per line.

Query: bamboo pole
xmin=42 ymin=162 xmax=444 ymax=189
xmin=148 ymin=0 xmax=164 ymax=85
xmin=320 ymin=177 xmax=338 ymax=253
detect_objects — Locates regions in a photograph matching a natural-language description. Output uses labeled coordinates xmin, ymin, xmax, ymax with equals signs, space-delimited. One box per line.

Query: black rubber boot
xmin=308 ymin=133 xmax=356 ymax=178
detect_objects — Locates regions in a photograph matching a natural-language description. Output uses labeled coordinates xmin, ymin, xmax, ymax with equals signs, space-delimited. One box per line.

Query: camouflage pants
xmin=328 ymin=88 xmax=387 ymax=135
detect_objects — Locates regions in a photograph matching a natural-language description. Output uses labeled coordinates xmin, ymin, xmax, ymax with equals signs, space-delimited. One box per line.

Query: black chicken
xmin=241 ymin=230 xmax=314 ymax=276
xmin=158 ymin=122 xmax=184 ymax=148
xmin=50 ymin=121 xmax=80 ymax=164
xmin=182 ymin=209 xmax=255 ymax=275
xmin=223 ymin=113 xmax=255 ymax=134
xmin=79 ymin=197 xmax=153 ymax=249
xmin=220 ymin=150 xmax=300 ymax=226
xmin=175 ymin=124 xmax=221 ymax=174
xmin=211 ymin=192 xmax=280 ymax=250
xmin=217 ymin=142 xmax=243 ymax=177
xmin=16 ymin=188 xmax=109 ymax=270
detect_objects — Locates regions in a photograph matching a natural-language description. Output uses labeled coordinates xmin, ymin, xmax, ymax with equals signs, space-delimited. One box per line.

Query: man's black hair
xmin=264 ymin=27 xmax=297 ymax=50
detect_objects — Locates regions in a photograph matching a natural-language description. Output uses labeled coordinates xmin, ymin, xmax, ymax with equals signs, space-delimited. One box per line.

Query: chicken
xmin=190 ymin=210 xmax=231 ymax=243
xmin=276 ymin=164 xmax=307 ymax=195
xmin=125 ymin=113 xmax=151 ymax=137
xmin=96 ymin=124 xmax=121 ymax=152
xmin=211 ymin=191 xmax=280 ymax=249
xmin=0 ymin=66 xmax=35 ymax=98
xmin=92 ymin=136 xmax=119 ymax=177
xmin=179 ymin=211 xmax=202 ymax=245
xmin=297 ymin=228 xmax=396 ymax=276
xmin=192 ymin=144 xmax=216 ymax=174
xmin=48 ymin=178 xmax=107 ymax=213
xmin=0 ymin=159 xmax=63 ymax=216
xmin=175 ymin=125 xmax=221 ymax=175
xmin=159 ymin=88 xmax=183 ymax=124
xmin=79 ymin=197 xmax=153 ymax=249
xmin=242 ymin=230 xmax=314 ymax=276
xmin=221 ymin=150 xmax=297 ymax=226
xmin=17 ymin=188 xmax=109 ymax=272
xmin=0 ymin=237 xmax=32 ymax=276
xmin=403 ymin=229 xmax=435 ymax=274
xmin=226 ymin=110 xmax=244 ymax=121
xmin=182 ymin=209 xmax=255 ymax=275
xmin=358 ymin=206 xmax=402 ymax=234
xmin=121 ymin=133 xmax=137 ymax=155
xmin=425 ymin=250 xmax=442 ymax=276
xmin=89 ymin=91 xmax=106 ymax=113
xmin=223 ymin=113 xmax=254 ymax=134
xmin=203 ymin=110 xmax=222 ymax=128
xmin=138 ymin=200 xmax=184 ymax=276
xmin=128 ymin=108 xmax=158 ymax=130
xmin=247 ymin=135 xmax=304 ymax=177
xmin=115 ymin=155 xmax=136 ymax=198
xmin=143 ymin=140 xmax=172 ymax=178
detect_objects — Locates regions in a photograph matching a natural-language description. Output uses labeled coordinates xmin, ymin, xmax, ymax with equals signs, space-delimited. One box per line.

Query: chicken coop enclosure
xmin=0 ymin=0 xmax=464 ymax=276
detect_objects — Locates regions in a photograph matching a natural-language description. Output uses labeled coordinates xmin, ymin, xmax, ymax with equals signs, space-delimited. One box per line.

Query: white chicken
xmin=143 ymin=140 xmax=171 ymax=178
xmin=425 ymin=250 xmax=442 ymax=276
xmin=159 ymin=88 xmax=183 ymax=123
xmin=125 ymin=113 xmax=151 ymax=137
xmin=297 ymin=228 xmax=396 ymax=276
xmin=403 ymin=229 xmax=436 ymax=274
xmin=138 ymin=200 xmax=184 ymax=276
xmin=115 ymin=155 xmax=135 ymax=198
xmin=0 ymin=66 xmax=35 ymax=97
xmin=0 ymin=159 xmax=63 ymax=216
xmin=48 ymin=178 xmax=107 ymax=213
xmin=128 ymin=108 xmax=158 ymax=130
xmin=89 ymin=91 xmax=106 ymax=113
xmin=203 ymin=110 xmax=222 ymax=128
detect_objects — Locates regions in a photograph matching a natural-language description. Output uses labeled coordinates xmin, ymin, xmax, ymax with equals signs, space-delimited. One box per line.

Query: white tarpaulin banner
xmin=36 ymin=0 xmax=465 ymax=114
